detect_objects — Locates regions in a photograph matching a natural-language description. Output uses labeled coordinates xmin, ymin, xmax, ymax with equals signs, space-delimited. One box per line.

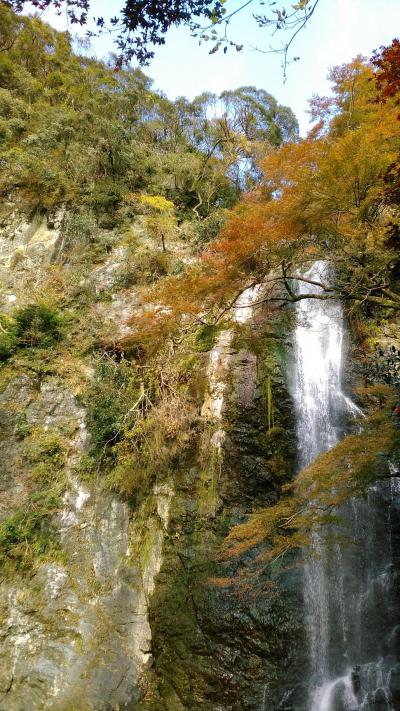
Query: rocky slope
xmin=0 ymin=203 xmax=302 ymax=710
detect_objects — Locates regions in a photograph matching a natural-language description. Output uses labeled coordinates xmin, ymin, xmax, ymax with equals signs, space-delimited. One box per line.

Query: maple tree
xmin=372 ymin=38 xmax=400 ymax=104
xmin=372 ymin=40 xmax=400 ymax=249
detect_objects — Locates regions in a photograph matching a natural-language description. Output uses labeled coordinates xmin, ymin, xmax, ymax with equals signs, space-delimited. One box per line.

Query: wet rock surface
xmin=140 ymin=322 xmax=301 ymax=711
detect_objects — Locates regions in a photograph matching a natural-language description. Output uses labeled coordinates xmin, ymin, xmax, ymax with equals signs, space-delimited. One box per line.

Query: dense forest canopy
xmin=0 ymin=4 xmax=297 ymax=217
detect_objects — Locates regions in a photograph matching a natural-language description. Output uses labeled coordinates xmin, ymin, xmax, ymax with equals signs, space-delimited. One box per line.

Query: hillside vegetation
xmin=0 ymin=4 xmax=399 ymax=575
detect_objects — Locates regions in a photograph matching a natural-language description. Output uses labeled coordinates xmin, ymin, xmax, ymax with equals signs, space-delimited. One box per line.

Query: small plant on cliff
xmin=85 ymin=356 xmax=142 ymax=453
xmin=0 ymin=306 xmax=61 ymax=360
xmin=0 ymin=429 xmax=67 ymax=571
xmin=14 ymin=304 xmax=61 ymax=348
xmin=107 ymin=386 xmax=197 ymax=497
xmin=84 ymin=352 xmax=198 ymax=498
xmin=140 ymin=194 xmax=176 ymax=252
xmin=0 ymin=313 xmax=18 ymax=360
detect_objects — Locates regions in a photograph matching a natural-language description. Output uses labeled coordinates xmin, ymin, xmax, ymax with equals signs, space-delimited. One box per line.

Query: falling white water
xmin=292 ymin=261 xmax=399 ymax=711
xmin=294 ymin=261 xmax=358 ymax=470
xmin=314 ymin=674 xmax=358 ymax=711
xmin=293 ymin=261 xmax=354 ymax=694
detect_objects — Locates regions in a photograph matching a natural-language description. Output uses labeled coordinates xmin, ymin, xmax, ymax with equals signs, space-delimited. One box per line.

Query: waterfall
xmin=292 ymin=261 xmax=400 ymax=711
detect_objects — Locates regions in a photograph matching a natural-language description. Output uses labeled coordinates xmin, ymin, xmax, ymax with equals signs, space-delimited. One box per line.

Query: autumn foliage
xmin=373 ymin=38 xmax=400 ymax=105
xmin=124 ymin=50 xmax=400 ymax=357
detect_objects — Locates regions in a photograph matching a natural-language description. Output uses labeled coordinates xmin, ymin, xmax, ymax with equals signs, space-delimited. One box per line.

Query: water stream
xmin=292 ymin=261 xmax=400 ymax=711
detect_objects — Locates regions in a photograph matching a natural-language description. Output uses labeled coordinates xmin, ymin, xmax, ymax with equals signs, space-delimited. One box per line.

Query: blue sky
xmin=34 ymin=0 xmax=400 ymax=135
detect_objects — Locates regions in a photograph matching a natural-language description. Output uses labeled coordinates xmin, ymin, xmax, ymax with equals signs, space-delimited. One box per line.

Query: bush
xmin=85 ymin=357 xmax=141 ymax=454
xmin=65 ymin=210 xmax=97 ymax=246
xmin=195 ymin=210 xmax=226 ymax=245
xmin=14 ymin=304 xmax=61 ymax=347
xmin=114 ymin=249 xmax=171 ymax=288
xmin=89 ymin=177 xmax=125 ymax=214
xmin=85 ymin=357 xmax=197 ymax=498
xmin=0 ymin=328 xmax=17 ymax=360
xmin=107 ymin=390 xmax=197 ymax=498
xmin=64 ymin=211 xmax=115 ymax=262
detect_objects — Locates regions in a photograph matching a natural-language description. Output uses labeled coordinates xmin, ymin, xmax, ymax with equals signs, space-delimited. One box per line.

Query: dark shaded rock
xmin=390 ymin=664 xmax=400 ymax=703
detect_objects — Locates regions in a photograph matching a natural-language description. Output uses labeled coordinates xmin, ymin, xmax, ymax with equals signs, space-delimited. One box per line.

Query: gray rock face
xmin=0 ymin=371 xmax=168 ymax=709
xmin=0 ymin=207 xmax=173 ymax=710
xmin=0 ymin=205 xmax=65 ymax=310
xmin=140 ymin=314 xmax=300 ymax=711
xmin=236 ymin=349 xmax=258 ymax=409
xmin=0 ymin=374 xmax=172 ymax=709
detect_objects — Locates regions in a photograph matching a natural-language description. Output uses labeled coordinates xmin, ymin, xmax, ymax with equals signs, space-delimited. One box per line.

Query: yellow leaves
xmin=292 ymin=0 xmax=311 ymax=8
xmin=139 ymin=193 xmax=175 ymax=214
xmin=123 ymin=192 xmax=175 ymax=214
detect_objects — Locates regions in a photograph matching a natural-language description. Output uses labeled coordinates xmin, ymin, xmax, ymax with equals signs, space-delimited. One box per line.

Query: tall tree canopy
xmin=0 ymin=4 xmax=296 ymax=215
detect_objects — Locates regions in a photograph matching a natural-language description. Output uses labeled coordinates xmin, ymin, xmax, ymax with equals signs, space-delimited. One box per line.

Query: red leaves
xmin=372 ymin=39 xmax=400 ymax=105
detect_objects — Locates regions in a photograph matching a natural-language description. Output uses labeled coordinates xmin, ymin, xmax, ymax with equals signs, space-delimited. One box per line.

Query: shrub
xmin=85 ymin=356 xmax=197 ymax=498
xmin=107 ymin=390 xmax=197 ymax=498
xmin=85 ymin=357 xmax=141 ymax=453
xmin=89 ymin=177 xmax=125 ymax=214
xmin=0 ymin=328 xmax=17 ymax=360
xmin=114 ymin=249 xmax=171 ymax=288
xmin=194 ymin=210 xmax=226 ymax=245
xmin=14 ymin=304 xmax=61 ymax=347
xmin=65 ymin=210 xmax=97 ymax=246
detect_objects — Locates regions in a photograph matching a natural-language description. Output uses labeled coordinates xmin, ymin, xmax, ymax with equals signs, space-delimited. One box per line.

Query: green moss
xmin=197 ymin=429 xmax=223 ymax=517
xmin=0 ymin=312 xmax=17 ymax=361
xmin=0 ymin=428 xmax=67 ymax=572
xmin=0 ymin=324 xmax=18 ymax=359
xmin=12 ymin=347 xmax=59 ymax=377
xmin=176 ymin=353 xmax=198 ymax=373
xmin=24 ymin=429 xmax=65 ymax=467
xmin=193 ymin=323 xmax=223 ymax=352
xmin=0 ymin=503 xmax=60 ymax=569
xmin=0 ymin=331 xmax=17 ymax=360
xmin=74 ymin=454 xmax=97 ymax=482
xmin=13 ymin=412 xmax=32 ymax=440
